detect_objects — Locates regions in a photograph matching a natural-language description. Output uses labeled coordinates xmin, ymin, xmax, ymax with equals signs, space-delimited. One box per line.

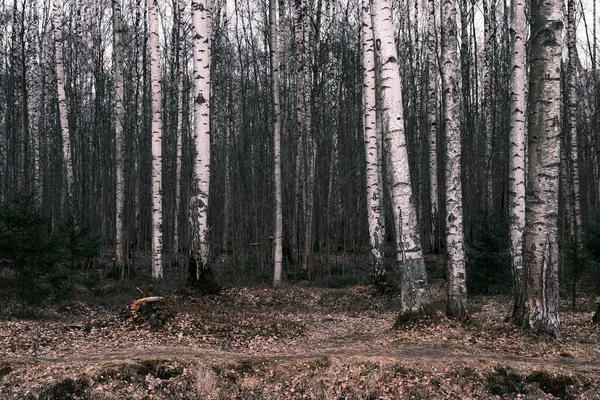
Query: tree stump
xmin=126 ymin=296 xmax=171 ymax=328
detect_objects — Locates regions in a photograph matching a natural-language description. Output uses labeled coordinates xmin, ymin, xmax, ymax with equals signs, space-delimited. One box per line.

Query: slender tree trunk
xmin=174 ymin=0 xmax=185 ymax=260
xmin=300 ymin=0 xmax=321 ymax=279
xmin=521 ymin=0 xmax=563 ymax=337
xmin=113 ymin=0 xmax=126 ymax=273
xmin=508 ymin=0 xmax=527 ymax=320
xmin=53 ymin=0 xmax=72 ymax=210
xmin=441 ymin=0 xmax=467 ymax=319
xmin=190 ymin=0 xmax=213 ymax=278
xmin=270 ymin=0 xmax=283 ymax=287
xmin=19 ymin=2 xmax=30 ymax=195
xmin=567 ymin=0 xmax=581 ymax=246
xmin=362 ymin=0 xmax=385 ymax=278
xmin=372 ymin=0 xmax=430 ymax=312
xmin=292 ymin=0 xmax=305 ymax=269
xmin=427 ymin=0 xmax=439 ymax=253
xmin=482 ymin=0 xmax=496 ymax=213
xmin=148 ymin=0 xmax=163 ymax=279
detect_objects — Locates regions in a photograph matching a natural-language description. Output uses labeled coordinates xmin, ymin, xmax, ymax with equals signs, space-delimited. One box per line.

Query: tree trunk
xmin=292 ymin=0 xmax=305 ymax=269
xmin=173 ymin=0 xmax=186 ymax=260
xmin=148 ymin=0 xmax=163 ymax=279
xmin=113 ymin=0 xmax=126 ymax=273
xmin=508 ymin=0 xmax=527 ymax=320
xmin=270 ymin=0 xmax=283 ymax=287
xmin=567 ymin=0 xmax=581 ymax=246
xmin=426 ymin=0 xmax=439 ymax=253
xmin=482 ymin=0 xmax=496 ymax=213
xmin=372 ymin=0 xmax=430 ymax=313
xmin=53 ymin=0 xmax=72 ymax=210
xmin=441 ymin=0 xmax=467 ymax=319
xmin=190 ymin=0 xmax=213 ymax=279
xmin=361 ymin=0 xmax=385 ymax=278
xmin=521 ymin=0 xmax=563 ymax=337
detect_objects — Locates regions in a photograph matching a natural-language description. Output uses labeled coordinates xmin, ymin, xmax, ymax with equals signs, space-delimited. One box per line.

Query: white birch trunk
xmin=190 ymin=0 xmax=212 ymax=278
xmin=148 ymin=0 xmax=163 ymax=279
xmin=482 ymin=0 xmax=495 ymax=211
xmin=53 ymin=0 xmax=72 ymax=207
xmin=362 ymin=0 xmax=385 ymax=278
xmin=508 ymin=0 xmax=527 ymax=319
xmin=300 ymin=0 xmax=320 ymax=279
xmin=270 ymin=0 xmax=283 ymax=287
xmin=372 ymin=0 xmax=430 ymax=313
xmin=292 ymin=0 xmax=305 ymax=268
xmin=174 ymin=0 xmax=185 ymax=259
xmin=113 ymin=0 xmax=126 ymax=272
xmin=522 ymin=0 xmax=562 ymax=337
xmin=426 ymin=0 xmax=439 ymax=252
xmin=441 ymin=0 xmax=467 ymax=318
xmin=567 ymin=0 xmax=581 ymax=246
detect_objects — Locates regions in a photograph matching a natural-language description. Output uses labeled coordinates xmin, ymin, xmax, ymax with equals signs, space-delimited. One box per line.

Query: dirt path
xmin=5 ymin=342 xmax=600 ymax=371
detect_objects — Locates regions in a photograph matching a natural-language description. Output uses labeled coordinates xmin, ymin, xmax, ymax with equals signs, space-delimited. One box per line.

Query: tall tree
xmin=173 ymin=0 xmax=186 ymax=260
xmin=521 ymin=0 xmax=563 ymax=337
xmin=113 ymin=0 xmax=126 ymax=272
xmin=566 ymin=0 xmax=581 ymax=247
xmin=271 ymin=0 xmax=283 ymax=287
xmin=190 ymin=0 xmax=213 ymax=278
xmin=426 ymin=0 xmax=439 ymax=252
xmin=441 ymin=0 xmax=467 ymax=318
xmin=148 ymin=0 xmax=164 ymax=279
xmin=508 ymin=0 xmax=527 ymax=319
xmin=53 ymin=0 xmax=72 ymax=209
xmin=292 ymin=0 xmax=305 ymax=270
xmin=361 ymin=0 xmax=385 ymax=277
xmin=372 ymin=0 xmax=430 ymax=313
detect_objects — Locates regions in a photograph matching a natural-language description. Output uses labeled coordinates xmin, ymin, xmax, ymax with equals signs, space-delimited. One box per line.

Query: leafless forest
xmin=1 ymin=0 xmax=600 ymax=397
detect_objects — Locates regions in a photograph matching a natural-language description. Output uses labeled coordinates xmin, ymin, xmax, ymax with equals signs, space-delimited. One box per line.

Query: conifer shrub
xmin=0 ymin=195 xmax=100 ymax=306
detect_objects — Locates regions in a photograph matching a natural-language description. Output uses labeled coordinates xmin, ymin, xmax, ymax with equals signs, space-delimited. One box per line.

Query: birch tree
xmin=291 ymin=0 xmax=305 ymax=269
xmin=148 ymin=0 xmax=163 ymax=279
xmin=426 ymin=0 xmax=439 ymax=252
xmin=441 ymin=0 xmax=467 ymax=318
xmin=372 ymin=0 xmax=430 ymax=313
xmin=190 ymin=0 xmax=212 ymax=279
xmin=271 ymin=0 xmax=283 ymax=287
xmin=113 ymin=0 xmax=126 ymax=272
xmin=508 ymin=0 xmax=527 ymax=319
xmin=521 ymin=0 xmax=562 ymax=337
xmin=53 ymin=0 xmax=72 ymax=208
xmin=567 ymin=0 xmax=581 ymax=246
xmin=174 ymin=0 xmax=186 ymax=260
xmin=362 ymin=0 xmax=385 ymax=277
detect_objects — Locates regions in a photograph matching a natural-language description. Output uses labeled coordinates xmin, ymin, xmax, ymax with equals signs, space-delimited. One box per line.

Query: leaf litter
xmin=1 ymin=283 xmax=599 ymax=399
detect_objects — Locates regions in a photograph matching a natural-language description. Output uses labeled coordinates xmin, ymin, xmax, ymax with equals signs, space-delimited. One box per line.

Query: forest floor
xmin=1 ymin=282 xmax=600 ymax=399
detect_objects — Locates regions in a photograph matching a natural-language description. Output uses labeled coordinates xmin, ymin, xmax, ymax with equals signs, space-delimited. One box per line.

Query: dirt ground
xmin=1 ymin=283 xmax=599 ymax=399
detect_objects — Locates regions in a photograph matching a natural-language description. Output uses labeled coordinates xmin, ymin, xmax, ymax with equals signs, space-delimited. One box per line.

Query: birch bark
xmin=508 ymin=0 xmax=527 ymax=319
xmin=174 ymin=0 xmax=185 ymax=259
xmin=567 ymin=0 xmax=581 ymax=246
xmin=362 ymin=0 xmax=385 ymax=277
xmin=190 ymin=0 xmax=212 ymax=278
xmin=53 ymin=0 xmax=72 ymax=208
xmin=522 ymin=0 xmax=562 ymax=337
xmin=148 ymin=0 xmax=163 ymax=279
xmin=441 ymin=0 xmax=467 ymax=318
xmin=270 ymin=0 xmax=283 ymax=287
xmin=113 ymin=0 xmax=126 ymax=272
xmin=426 ymin=0 xmax=439 ymax=252
xmin=372 ymin=0 xmax=430 ymax=313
